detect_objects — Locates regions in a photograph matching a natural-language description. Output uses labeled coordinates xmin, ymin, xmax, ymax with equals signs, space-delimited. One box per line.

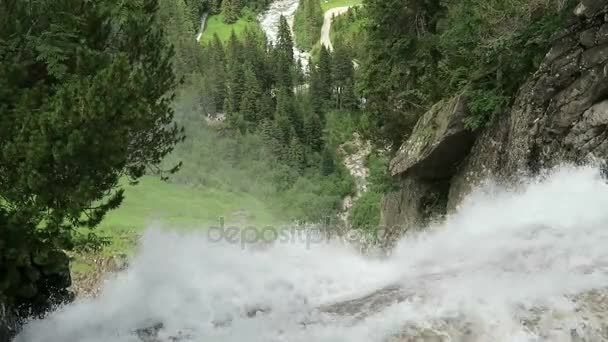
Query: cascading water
xmin=14 ymin=166 xmax=608 ymax=341
xmin=258 ymin=0 xmax=310 ymax=70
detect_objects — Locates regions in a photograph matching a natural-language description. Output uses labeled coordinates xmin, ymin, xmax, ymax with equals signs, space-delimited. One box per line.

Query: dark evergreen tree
xmin=208 ymin=33 xmax=227 ymax=113
xmin=303 ymin=111 xmax=324 ymax=152
xmin=321 ymin=147 xmax=337 ymax=176
xmin=288 ymin=136 xmax=306 ymax=170
xmin=332 ymin=44 xmax=357 ymax=110
xmin=240 ymin=64 xmax=262 ymax=128
xmin=224 ymin=62 xmax=244 ymax=118
xmin=0 ymin=0 xmax=183 ymax=306
xmin=361 ymin=0 xmax=446 ymax=147
xmin=310 ymin=46 xmax=332 ymax=115
xmin=274 ymin=88 xmax=295 ymax=144
xmin=222 ymin=0 xmax=242 ymax=24
xmin=276 ymin=15 xmax=294 ymax=63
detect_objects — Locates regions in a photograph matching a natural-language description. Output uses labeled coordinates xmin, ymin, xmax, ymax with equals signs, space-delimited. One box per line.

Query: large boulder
xmin=380 ymin=96 xmax=475 ymax=238
xmin=390 ymin=95 xmax=476 ymax=179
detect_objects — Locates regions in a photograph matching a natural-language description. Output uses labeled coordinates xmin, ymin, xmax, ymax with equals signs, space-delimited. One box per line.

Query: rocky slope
xmin=381 ymin=0 xmax=608 ymax=243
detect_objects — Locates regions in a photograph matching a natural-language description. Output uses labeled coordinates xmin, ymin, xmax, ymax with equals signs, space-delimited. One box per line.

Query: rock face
xmin=382 ymin=0 xmax=608 ymax=237
xmin=0 ymin=302 xmax=17 ymax=342
xmin=380 ymin=96 xmax=475 ymax=237
xmin=389 ymin=95 xmax=476 ymax=179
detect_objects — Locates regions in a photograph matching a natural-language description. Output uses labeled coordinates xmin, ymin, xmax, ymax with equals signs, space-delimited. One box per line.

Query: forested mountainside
xmin=3 ymin=0 xmax=608 ymax=340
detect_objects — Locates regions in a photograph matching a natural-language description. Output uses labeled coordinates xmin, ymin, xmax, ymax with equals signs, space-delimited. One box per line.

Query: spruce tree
xmin=310 ymin=46 xmax=332 ymax=115
xmin=276 ymin=15 xmax=294 ymax=63
xmin=303 ymin=112 xmax=324 ymax=152
xmin=240 ymin=64 xmax=262 ymax=128
xmin=224 ymin=30 xmax=244 ymax=120
xmin=332 ymin=44 xmax=356 ymax=110
xmin=288 ymin=136 xmax=306 ymax=170
xmin=318 ymin=45 xmax=333 ymax=106
xmin=0 ymin=0 xmax=183 ymax=306
xmin=208 ymin=34 xmax=227 ymax=113
xmin=274 ymin=88 xmax=295 ymax=144
xmin=272 ymin=15 xmax=295 ymax=91
xmin=224 ymin=62 xmax=244 ymax=118
xmin=222 ymin=0 xmax=241 ymax=24
xmin=321 ymin=147 xmax=337 ymax=176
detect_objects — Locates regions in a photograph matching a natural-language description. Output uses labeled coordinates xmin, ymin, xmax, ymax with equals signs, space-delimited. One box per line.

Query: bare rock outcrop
xmin=382 ymin=0 xmax=608 ymax=236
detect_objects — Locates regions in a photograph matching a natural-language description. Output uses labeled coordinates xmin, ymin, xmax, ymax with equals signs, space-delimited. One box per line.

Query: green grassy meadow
xmin=77 ymin=176 xmax=279 ymax=257
xmin=199 ymin=11 xmax=262 ymax=43
xmin=320 ymin=0 xmax=363 ymax=12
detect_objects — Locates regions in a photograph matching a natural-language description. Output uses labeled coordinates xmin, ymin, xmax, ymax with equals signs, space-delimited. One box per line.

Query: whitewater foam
xmin=15 ymin=166 xmax=608 ymax=341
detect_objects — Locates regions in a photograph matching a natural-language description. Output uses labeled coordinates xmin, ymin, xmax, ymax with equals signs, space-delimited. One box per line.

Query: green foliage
xmin=0 ymin=0 xmax=182 ymax=304
xmin=222 ymin=0 xmax=242 ymax=23
xmin=293 ymin=0 xmax=324 ymax=50
xmin=350 ymin=191 xmax=382 ymax=230
xmin=324 ymin=111 xmax=358 ymax=148
xmin=200 ymin=8 xmax=263 ymax=43
xmin=359 ymin=0 xmax=570 ymax=148
xmin=350 ymin=152 xmax=393 ymax=229
xmin=330 ymin=6 xmax=367 ymax=61
xmin=332 ymin=43 xmax=357 ymax=110
xmin=320 ymin=0 xmax=363 ymax=12
xmin=310 ymin=46 xmax=333 ymax=114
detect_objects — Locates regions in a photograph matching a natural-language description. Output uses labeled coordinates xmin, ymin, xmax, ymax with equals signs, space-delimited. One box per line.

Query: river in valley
xmin=14 ymin=165 xmax=608 ymax=341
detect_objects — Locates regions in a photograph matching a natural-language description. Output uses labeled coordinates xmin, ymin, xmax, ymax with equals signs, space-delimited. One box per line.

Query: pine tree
xmin=310 ymin=46 xmax=332 ymax=115
xmin=332 ymin=44 xmax=356 ymax=110
xmin=276 ymin=15 xmax=294 ymax=63
xmin=224 ymin=62 xmax=244 ymax=118
xmin=274 ymin=88 xmax=295 ymax=144
xmin=224 ymin=30 xmax=245 ymax=121
xmin=303 ymin=111 xmax=323 ymax=152
xmin=0 ymin=0 xmax=183 ymax=306
xmin=222 ymin=0 xmax=241 ymax=24
xmin=209 ymin=33 xmax=227 ymax=113
xmin=272 ymin=15 xmax=295 ymax=91
xmin=240 ymin=64 xmax=262 ymax=128
xmin=226 ymin=30 xmax=243 ymax=64
xmin=321 ymin=147 xmax=337 ymax=176
xmin=288 ymin=136 xmax=306 ymax=170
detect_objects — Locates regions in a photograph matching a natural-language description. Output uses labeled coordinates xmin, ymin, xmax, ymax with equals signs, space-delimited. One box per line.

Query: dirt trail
xmin=320 ymin=6 xmax=350 ymax=51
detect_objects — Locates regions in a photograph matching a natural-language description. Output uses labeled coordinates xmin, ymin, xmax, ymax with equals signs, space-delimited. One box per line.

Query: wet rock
xmin=135 ymin=323 xmax=191 ymax=342
xmin=136 ymin=323 xmax=164 ymax=342
xmin=381 ymin=96 xmax=472 ymax=241
xmin=380 ymin=176 xmax=448 ymax=247
xmin=320 ymin=285 xmax=411 ymax=320
xmin=390 ymin=95 xmax=475 ymax=179
xmin=574 ymin=0 xmax=607 ymax=18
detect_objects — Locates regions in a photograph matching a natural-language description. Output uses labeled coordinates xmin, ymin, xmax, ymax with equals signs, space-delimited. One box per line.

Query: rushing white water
xmin=15 ymin=166 xmax=608 ymax=341
xmin=258 ymin=0 xmax=310 ymax=70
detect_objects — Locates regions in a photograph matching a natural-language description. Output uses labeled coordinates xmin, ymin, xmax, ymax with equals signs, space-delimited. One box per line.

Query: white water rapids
xmin=258 ymin=0 xmax=310 ymax=69
xmin=15 ymin=166 xmax=608 ymax=341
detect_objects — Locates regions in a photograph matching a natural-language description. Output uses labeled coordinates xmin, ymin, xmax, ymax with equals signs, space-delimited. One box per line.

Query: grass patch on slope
xmin=94 ymin=176 xmax=278 ymax=256
xmin=320 ymin=0 xmax=362 ymax=12
xmin=200 ymin=9 xmax=262 ymax=43
xmin=71 ymin=176 xmax=279 ymax=277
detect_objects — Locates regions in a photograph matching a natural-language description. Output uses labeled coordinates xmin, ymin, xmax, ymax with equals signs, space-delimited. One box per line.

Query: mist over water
xmin=15 ymin=166 xmax=608 ymax=341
